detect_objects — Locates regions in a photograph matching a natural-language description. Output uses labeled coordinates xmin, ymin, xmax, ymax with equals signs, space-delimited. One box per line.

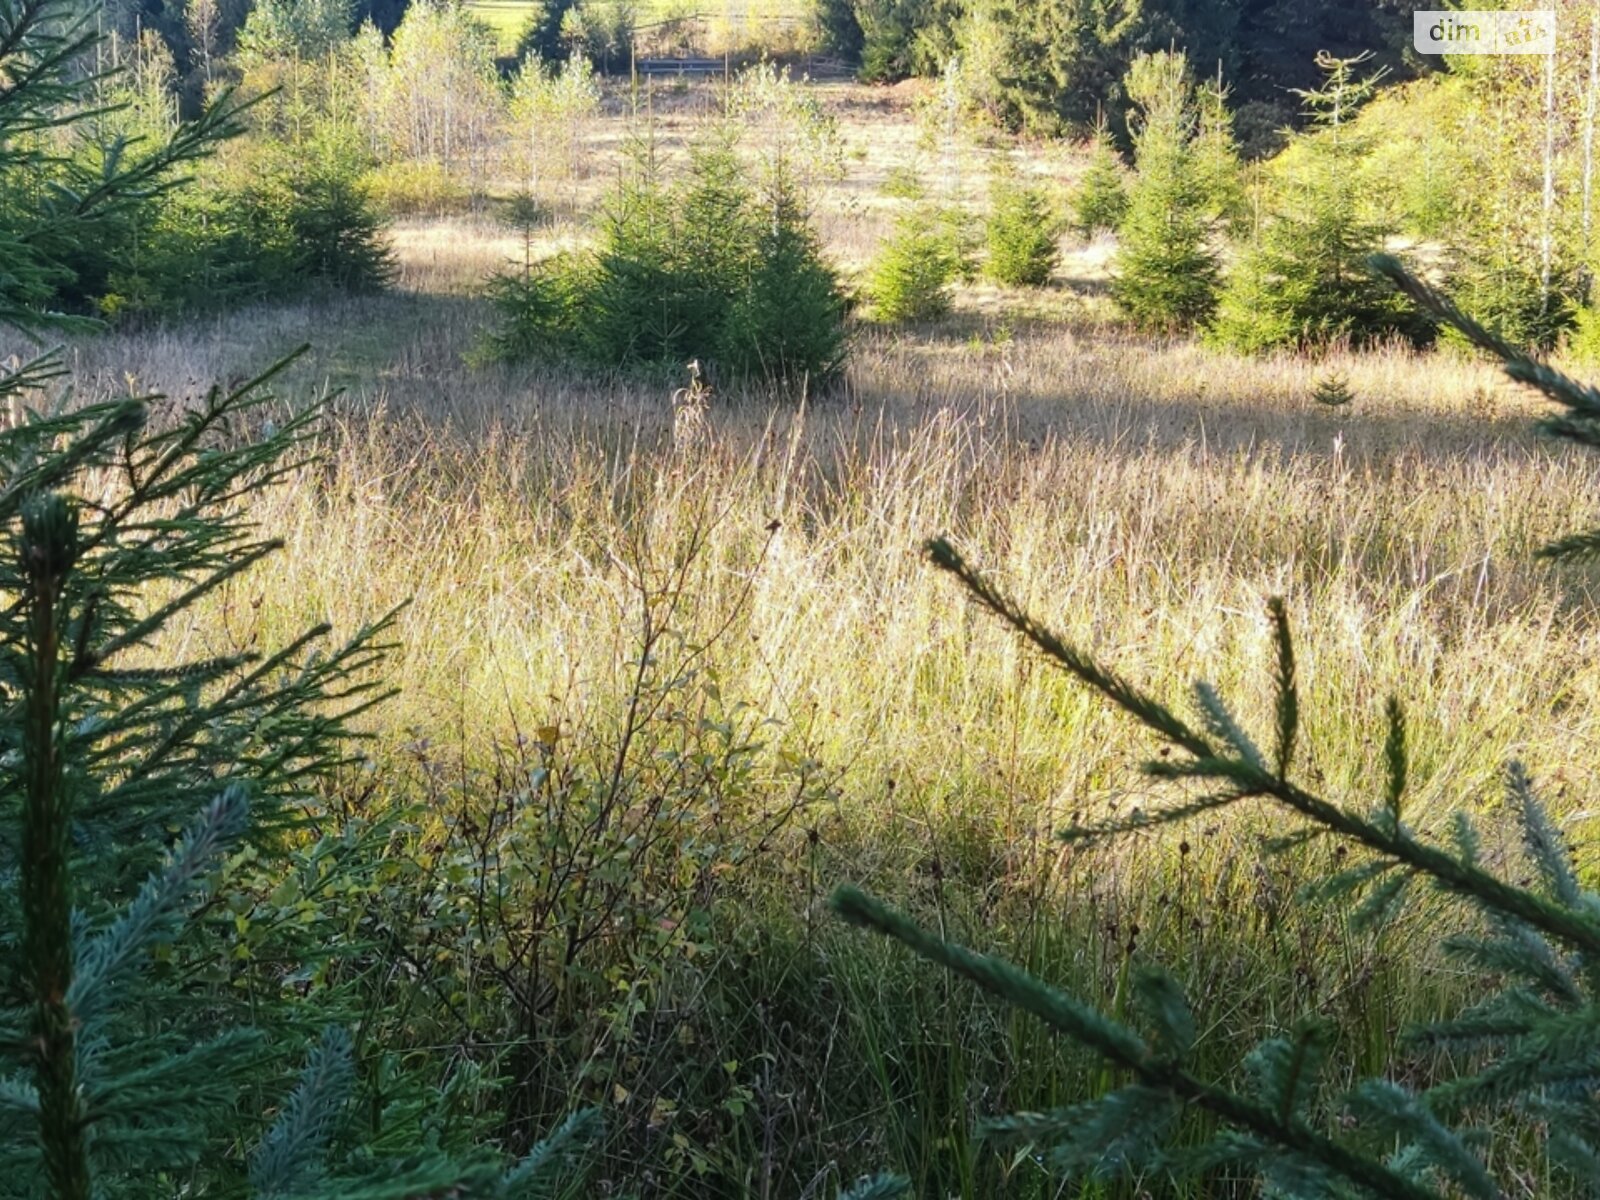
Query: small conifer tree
xmin=1071 ymin=115 xmax=1128 ymax=238
xmin=0 ymin=352 xmax=599 ymax=1198
xmin=984 ymin=170 xmax=1059 ymax=287
xmin=0 ymin=0 xmax=253 ymax=325
xmin=1210 ymin=53 xmax=1423 ymax=353
xmin=869 ymin=203 xmax=964 ymax=322
xmin=833 ymin=255 xmax=1600 ymax=1199
xmin=720 ymin=164 xmax=849 ymax=388
xmin=480 ymin=128 xmax=846 ymax=389
xmin=1193 ymin=71 xmax=1245 ymax=227
xmin=1311 ymin=369 xmax=1355 ymax=407
xmin=1111 ymin=51 xmax=1220 ymax=330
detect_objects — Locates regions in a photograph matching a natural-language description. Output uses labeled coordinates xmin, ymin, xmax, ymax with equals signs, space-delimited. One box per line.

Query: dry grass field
xmin=30 ymin=77 xmax=1600 ymax=1195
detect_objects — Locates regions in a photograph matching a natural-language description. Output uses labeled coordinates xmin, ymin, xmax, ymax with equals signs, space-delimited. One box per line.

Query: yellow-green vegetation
xmin=39 ymin=194 xmax=1600 ymax=1190
xmin=466 ymin=0 xmax=812 ymax=55
xmin=16 ymin=3 xmax=1600 ymax=1192
xmin=464 ymin=0 xmax=535 ymax=52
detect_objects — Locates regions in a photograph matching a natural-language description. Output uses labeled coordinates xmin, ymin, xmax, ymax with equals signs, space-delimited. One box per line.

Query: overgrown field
xmin=36 ymin=70 xmax=1600 ymax=1184
xmin=43 ymin=224 xmax=1600 ymax=1200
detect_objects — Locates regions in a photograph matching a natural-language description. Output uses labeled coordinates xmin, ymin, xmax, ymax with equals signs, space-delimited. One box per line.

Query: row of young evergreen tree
xmin=480 ymin=64 xmax=851 ymax=388
xmin=22 ymin=0 xmax=629 ymax=322
xmin=6 ymin=0 xmax=406 ymax=322
xmin=1064 ymin=34 xmax=1600 ymax=356
xmin=1089 ymin=47 xmax=1426 ymax=352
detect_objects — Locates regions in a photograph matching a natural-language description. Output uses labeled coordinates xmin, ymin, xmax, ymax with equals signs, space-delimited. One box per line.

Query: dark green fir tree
xmin=984 ymin=169 xmax=1059 ymax=287
xmin=1210 ymin=53 xmax=1425 ymax=353
xmin=1070 ymin=114 xmax=1128 ymax=238
xmin=1111 ymin=51 xmax=1220 ymax=331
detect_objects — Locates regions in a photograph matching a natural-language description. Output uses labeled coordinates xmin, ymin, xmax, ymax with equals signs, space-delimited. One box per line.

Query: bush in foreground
xmin=0 ymin=350 xmax=597 ymax=1196
xmin=833 ymin=257 xmax=1600 ymax=1198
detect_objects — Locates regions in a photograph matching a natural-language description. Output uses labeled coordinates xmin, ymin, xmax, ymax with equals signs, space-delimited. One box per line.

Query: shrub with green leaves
xmin=983 ymin=175 xmax=1058 ymax=287
xmin=362 ymin=158 xmax=472 ymax=218
xmin=107 ymin=130 xmax=394 ymax=317
xmin=831 ymin=257 xmax=1600 ymax=1200
xmin=18 ymin=20 xmax=393 ymax=321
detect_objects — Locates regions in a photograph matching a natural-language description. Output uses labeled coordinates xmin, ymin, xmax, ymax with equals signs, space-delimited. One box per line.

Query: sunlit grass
xmin=55 ymin=222 xmax=1596 ymax=1191
xmin=464 ymin=0 xmax=816 ymax=55
xmin=37 ymin=76 xmax=1600 ymax=1182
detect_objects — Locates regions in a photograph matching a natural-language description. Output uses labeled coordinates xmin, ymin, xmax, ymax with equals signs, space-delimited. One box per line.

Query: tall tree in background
xmin=378 ymin=0 xmax=502 ymax=184
xmin=973 ymin=0 xmax=1142 ymax=133
xmin=514 ymin=0 xmax=576 ymax=63
xmin=236 ymin=0 xmax=354 ymax=60
xmin=355 ymin=0 xmax=410 ymax=35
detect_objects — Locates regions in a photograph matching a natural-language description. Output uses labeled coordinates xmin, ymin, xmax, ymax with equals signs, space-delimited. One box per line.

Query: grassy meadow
xmin=466 ymin=0 xmax=813 ymax=55
xmin=33 ymin=77 xmax=1600 ymax=1195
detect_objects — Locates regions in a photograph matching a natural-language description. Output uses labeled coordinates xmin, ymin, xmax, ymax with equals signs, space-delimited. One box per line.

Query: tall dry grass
xmin=28 ymin=186 xmax=1600 ymax=1190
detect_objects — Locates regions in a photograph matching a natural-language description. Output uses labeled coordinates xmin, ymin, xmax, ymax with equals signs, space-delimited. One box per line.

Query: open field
xmin=466 ymin=0 xmax=814 ymax=54
xmin=466 ymin=0 xmax=537 ymax=50
xmin=30 ymin=77 xmax=1600 ymax=1196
